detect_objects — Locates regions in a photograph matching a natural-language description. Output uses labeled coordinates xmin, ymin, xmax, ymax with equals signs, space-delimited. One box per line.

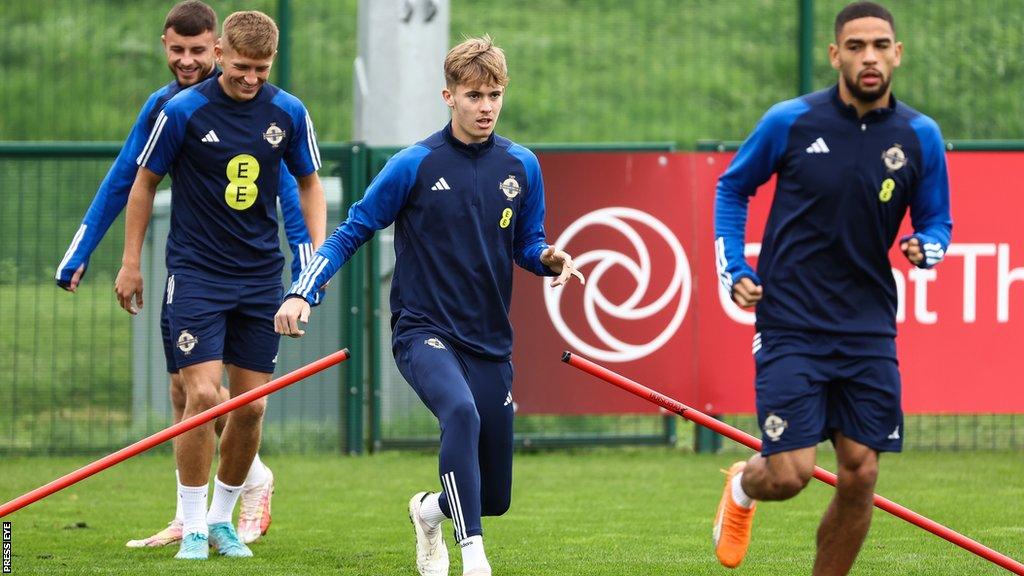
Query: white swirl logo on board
xmin=543 ymin=207 xmax=691 ymax=362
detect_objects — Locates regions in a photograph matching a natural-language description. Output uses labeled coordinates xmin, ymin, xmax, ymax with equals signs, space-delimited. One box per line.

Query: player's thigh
xmin=225 ymin=364 xmax=273 ymax=395
xmin=466 ymin=357 xmax=514 ymax=485
xmin=223 ymin=281 xmax=282 ymax=375
xmin=223 ymin=364 xmax=272 ymax=422
xmin=827 ymin=357 xmax=902 ymax=453
xmin=763 ymin=444 xmax=817 ymax=485
xmin=832 ymin=431 xmax=879 ymax=471
xmin=166 ymin=275 xmax=234 ymax=370
xmin=755 ymin=354 xmax=829 ymax=456
xmin=466 ymin=357 xmax=513 ymax=446
xmin=392 ymin=331 xmax=474 ymax=422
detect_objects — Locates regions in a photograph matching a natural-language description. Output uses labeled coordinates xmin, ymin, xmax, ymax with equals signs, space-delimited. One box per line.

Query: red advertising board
xmin=510 ymin=151 xmax=1024 ymax=414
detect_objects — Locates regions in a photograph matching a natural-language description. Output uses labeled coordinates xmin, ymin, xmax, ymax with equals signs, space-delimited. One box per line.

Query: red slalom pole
xmin=562 ymin=351 xmax=1024 ymax=576
xmin=0 ymin=348 xmax=351 ymax=519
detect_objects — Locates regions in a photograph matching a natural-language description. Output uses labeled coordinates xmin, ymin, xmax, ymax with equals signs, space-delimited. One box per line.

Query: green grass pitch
xmin=1 ymin=449 xmax=1020 ymax=575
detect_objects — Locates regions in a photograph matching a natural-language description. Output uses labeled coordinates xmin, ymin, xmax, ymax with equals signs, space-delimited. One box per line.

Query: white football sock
xmin=420 ymin=492 xmax=447 ymax=528
xmin=243 ymin=453 xmax=269 ymax=488
xmin=174 ymin=470 xmax=184 ymax=523
xmin=178 ymin=482 xmax=209 ymax=537
xmin=459 ymin=535 xmax=490 ymax=574
xmin=206 ymin=477 xmax=244 ymax=525
xmin=731 ymin=472 xmax=755 ymax=509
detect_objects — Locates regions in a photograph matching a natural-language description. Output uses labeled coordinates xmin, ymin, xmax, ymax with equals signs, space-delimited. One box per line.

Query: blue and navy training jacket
xmin=137 ymin=73 xmax=321 ymax=284
xmin=290 ymin=124 xmax=556 ymax=361
xmin=715 ymin=85 xmax=952 ymax=354
xmin=55 ymin=74 xmax=314 ymax=289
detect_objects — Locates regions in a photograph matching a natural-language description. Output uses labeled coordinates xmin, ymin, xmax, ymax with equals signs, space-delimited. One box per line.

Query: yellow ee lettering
xmin=879 ymin=178 xmax=895 ymax=203
xmin=499 ymin=208 xmax=513 ymax=229
xmin=225 ymin=154 xmax=260 ymax=210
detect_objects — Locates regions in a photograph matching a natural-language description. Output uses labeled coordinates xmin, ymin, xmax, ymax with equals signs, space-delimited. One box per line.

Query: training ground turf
xmin=0 ymin=449 xmax=1020 ymax=575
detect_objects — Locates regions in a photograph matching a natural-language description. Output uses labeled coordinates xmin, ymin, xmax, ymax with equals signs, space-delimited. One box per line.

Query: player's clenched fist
xmin=900 ymin=236 xmax=924 ymax=266
xmin=731 ymin=277 xmax=763 ymax=308
xmin=275 ymin=296 xmax=311 ymax=338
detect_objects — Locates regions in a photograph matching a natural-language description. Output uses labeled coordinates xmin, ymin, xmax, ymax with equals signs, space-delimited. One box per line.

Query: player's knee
xmin=445 ymin=400 xmax=481 ymax=434
xmin=186 ymin=384 xmax=222 ymax=411
xmin=773 ymin=472 xmax=811 ymax=498
xmin=839 ymin=458 xmax=878 ymax=494
xmin=481 ymin=492 xmax=511 ymax=517
xmin=232 ymin=397 xmax=267 ymax=424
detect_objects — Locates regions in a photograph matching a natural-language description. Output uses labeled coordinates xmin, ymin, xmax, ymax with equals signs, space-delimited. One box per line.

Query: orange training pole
xmin=562 ymin=351 xmax=1024 ymax=575
xmin=0 ymin=348 xmax=350 ymax=518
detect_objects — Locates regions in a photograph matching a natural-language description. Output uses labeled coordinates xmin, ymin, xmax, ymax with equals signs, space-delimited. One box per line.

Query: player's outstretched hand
xmin=900 ymin=236 xmax=924 ymax=266
xmin=114 ymin=265 xmax=143 ymax=315
xmin=731 ymin=277 xmax=763 ymax=308
xmin=541 ymin=246 xmax=586 ymax=287
xmin=275 ymin=297 xmax=311 ymax=338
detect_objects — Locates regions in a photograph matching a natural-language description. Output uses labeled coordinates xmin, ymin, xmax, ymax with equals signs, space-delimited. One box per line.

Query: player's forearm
xmin=121 ymin=174 xmax=158 ymax=268
xmin=297 ymin=174 xmax=327 ymax=249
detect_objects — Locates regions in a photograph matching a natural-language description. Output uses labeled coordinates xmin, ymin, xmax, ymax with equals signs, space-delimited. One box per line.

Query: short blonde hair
xmin=222 ymin=11 xmax=278 ymax=59
xmin=444 ymin=35 xmax=508 ymax=89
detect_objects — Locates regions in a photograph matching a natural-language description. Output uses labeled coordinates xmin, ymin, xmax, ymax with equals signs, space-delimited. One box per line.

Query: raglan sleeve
xmin=714 ymin=102 xmax=795 ymax=291
xmin=904 ymin=116 xmax=952 ymax=269
xmin=285 ymin=146 xmax=427 ymax=305
xmin=55 ymin=90 xmax=165 ymax=287
xmin=510 ymin=145 xmax=557 ymax=277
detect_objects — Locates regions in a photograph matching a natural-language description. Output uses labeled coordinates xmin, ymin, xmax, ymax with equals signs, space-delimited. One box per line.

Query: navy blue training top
xmin=289 ymin=124 xmax=556 ymax=361
xmin=714 ymin=85 xmax=952 ymax=358
xmin=55 ymin=73 xmax=315 ymax=288
xmin=137 ymin=73 xmax=321 ymax=284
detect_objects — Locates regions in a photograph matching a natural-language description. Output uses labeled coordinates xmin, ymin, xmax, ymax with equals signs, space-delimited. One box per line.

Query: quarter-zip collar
xmin=829 ymin=83 xmax=897 ymax=124
xmin=443 ymin=122 xmax=496 ymax=158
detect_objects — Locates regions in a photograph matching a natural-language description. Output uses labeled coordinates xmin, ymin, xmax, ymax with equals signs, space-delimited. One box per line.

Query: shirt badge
xmin=263 ymin=122 xmax=285 ymax=149
xmin=499 ymin=175 xmax=520 ymax=201
xmin=882 ymin=144 xmax=906 ymax=171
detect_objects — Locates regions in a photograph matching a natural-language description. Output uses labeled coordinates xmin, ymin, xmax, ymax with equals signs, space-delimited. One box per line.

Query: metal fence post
xmin=798 ymin=0 xmax=814 ymax=95
xmin=343 ymin=143 xmax=368 ymax=454
xmin=695 ymin=419 xmax=723 ymax=453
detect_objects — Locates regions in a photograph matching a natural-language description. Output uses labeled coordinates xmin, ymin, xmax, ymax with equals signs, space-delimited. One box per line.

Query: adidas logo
xmin=503 ymin=392 xmax=513 ymax=407
xmin=430 ymin=177 xmax=451 ymax=191
xmin=887 ymin=425 xmax=901 ymax=440
xmin=805 ymin=137 xmax=829 ymax=154
xmin=201 ymin=130 xmax=220 ymax=143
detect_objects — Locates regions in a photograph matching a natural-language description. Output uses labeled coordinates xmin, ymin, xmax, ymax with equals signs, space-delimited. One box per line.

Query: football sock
xmin=460 ymin=535 xmax=490 ymax=574
xmin=243 ymin=453 xmax=269 ymax=488
xmin=731 ymin=472 xmax=755 ymax=509
xmin=206 ymin=477 xmax=244 ymax=525
xmin=420 ymin=492 xmax=447 ymax=528
xmin=174 ymin=469 xmax=184 ymax=523
xmin=178 ymin=482 xmax=209 ymax=537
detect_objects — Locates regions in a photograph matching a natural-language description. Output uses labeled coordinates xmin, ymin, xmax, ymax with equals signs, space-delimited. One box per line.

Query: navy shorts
xmin=160 ymin=290 xmax=176 ymax=374
xmin=161 ymin=274 xmax=282 ymax=374
xmin=754 ymin=353 xmax=903 ymax=456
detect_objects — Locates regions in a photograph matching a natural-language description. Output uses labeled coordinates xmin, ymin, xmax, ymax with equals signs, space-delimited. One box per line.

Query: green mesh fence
xmin=706 ymin=414 xmax=1024 ymax=454
xmin=2 ymin=0 xmax=1023 ymax=455
xmin=2 ymin=1 xmax=1022 ymax=143
xmin=0 ymin=146 xmax=356 ymax=456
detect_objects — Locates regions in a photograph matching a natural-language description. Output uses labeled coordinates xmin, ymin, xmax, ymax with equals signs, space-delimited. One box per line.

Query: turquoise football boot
xmin=208 ymin=522 xmax=253 ymax=558
xmin=174 ymin=532 xmax=209 ymax=560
